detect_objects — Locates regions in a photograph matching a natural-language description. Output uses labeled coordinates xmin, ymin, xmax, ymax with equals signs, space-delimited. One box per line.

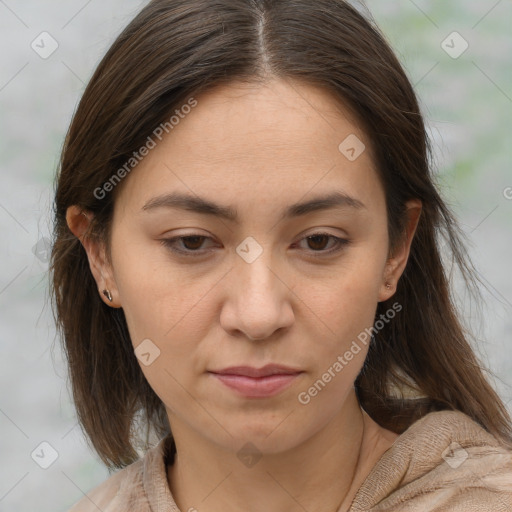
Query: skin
xmin=67 ymin=78 xmax=421 ymax=512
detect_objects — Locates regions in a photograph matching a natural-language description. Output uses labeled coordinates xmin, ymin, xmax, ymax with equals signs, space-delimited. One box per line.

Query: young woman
xmin=51 ymin=0 xmax=512 ymax=510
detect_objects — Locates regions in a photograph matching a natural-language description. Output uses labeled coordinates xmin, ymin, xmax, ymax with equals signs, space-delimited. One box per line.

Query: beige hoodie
xmin=68 ymin=410 xmax=512 ymax=511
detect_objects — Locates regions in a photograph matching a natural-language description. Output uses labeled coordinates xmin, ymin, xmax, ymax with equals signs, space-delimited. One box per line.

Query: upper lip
xmin=209 ymin=364 xmax=303 ymax=378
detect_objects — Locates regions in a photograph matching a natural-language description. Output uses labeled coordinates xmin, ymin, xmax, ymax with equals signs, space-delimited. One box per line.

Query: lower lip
xmin=210 ymin=372 xmax=301 ymax=398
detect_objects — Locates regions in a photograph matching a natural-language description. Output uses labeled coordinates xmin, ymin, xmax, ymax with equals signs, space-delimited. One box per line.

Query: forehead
xmin=114 ymin=78 xmax=383 ymax=218
xmin=165 ymin=78 xmax=370 ymax=160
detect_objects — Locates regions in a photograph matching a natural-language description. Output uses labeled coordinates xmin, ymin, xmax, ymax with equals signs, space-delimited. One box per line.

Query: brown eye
xmin=295 ymin=233 xmax=350 ymax=257
xmin=306 ymin=234 xmax=331 ymax=251
xmin=160 ymin=235 xmax=214 ymax=256
xmin=160 ymin=232 xmax=349 ymax=259
xmin=179 ymin=236 xmax=207 ymax=250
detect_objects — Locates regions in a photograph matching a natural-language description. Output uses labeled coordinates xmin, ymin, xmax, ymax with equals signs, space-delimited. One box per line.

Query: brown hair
xmin=50 ymin=0 xmax=512 ymax=469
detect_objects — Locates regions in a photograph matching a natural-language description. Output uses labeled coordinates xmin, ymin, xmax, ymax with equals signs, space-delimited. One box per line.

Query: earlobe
xmin=65 ymin=205 xmax=121 ymax=308
xmin=378 ymin=199 xmax=422 ymax=302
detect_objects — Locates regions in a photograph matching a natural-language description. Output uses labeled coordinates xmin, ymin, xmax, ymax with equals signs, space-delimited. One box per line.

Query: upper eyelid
xmin=166 ymin=230 xmax=345 ymax=243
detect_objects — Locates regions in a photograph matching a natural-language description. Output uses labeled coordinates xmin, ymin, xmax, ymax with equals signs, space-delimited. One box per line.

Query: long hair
xmin=50 ymin=0 xmax=512 ymax=469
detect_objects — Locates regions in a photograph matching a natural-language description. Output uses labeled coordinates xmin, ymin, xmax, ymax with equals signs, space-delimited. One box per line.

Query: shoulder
xmin=67 ymin=460 xmax=143 ymax=512
xmin=350 ymin=410 xmax=512 ymax=511
xmin=68 ymin=436 xmax=174 ymax=512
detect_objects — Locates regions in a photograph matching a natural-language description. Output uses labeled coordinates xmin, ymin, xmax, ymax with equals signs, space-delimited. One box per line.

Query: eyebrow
xmin=142 ymin=190 xmax=366 ymax=222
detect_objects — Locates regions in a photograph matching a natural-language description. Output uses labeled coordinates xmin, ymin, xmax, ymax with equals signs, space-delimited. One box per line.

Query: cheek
xmin=301 ymin=288 xmax=373 ymax=377
xmin=302 ymin=250 xmax=386 ymax=340
xmin=291 ymin=250 xmax=387 ymax=396
xmin=110 ymin=228 xmax=203 ymax=338
xmin=119 ymin=278 xmax=203 ymax=346
xmin=291 ymin=273 xmax=381 ymax=421
xmin=111 ymin=243 xmax=216 ymax=409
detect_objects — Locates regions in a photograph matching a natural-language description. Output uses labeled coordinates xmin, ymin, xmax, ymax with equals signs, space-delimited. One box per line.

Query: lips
xmin=209 ymin=364 xmax=303 ymax=378
xmin=208 ymin=364 xmax=303 ymax=398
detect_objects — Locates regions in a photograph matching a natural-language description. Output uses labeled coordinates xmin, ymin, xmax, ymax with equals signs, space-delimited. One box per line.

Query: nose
xmin=219 ymin=254 xmax=295 ymax=341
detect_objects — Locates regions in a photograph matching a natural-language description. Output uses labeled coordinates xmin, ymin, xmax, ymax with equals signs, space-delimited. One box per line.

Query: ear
xmin=66 ymin=205 xmax=121 ymax=308
xmin=378 ymin=199 xmax=422 ymax=302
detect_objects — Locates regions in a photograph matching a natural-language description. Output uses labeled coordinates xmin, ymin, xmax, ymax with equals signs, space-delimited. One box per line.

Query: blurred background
xmin=0 ymin=1 xmax=511 ymax=510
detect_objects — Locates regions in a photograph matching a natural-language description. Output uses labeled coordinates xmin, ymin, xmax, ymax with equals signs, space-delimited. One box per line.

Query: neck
xmin=166 ymin=392 xmax=394 ymax=512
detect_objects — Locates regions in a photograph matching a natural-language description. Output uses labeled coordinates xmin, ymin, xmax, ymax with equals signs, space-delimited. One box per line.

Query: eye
xmin=160 ymin=235 xmax=214 ymax=256
xmin=293 ymin=232 xmax=350 ymax=257
xmin=160 ymin=232 xmax=350 ymax=258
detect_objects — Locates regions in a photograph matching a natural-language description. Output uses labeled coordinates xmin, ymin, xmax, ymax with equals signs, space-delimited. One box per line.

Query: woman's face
xmin=75 ymin=78 xmax=418 ymax=454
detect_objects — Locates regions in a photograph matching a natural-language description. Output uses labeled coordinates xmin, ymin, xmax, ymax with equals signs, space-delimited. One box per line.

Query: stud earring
xmin=102 ymin=289 xmax=113 ymax=302
xmin=385 ymin=282 xmax=392 ymax=290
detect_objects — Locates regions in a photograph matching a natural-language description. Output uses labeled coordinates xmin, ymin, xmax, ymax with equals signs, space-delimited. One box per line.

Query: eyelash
xmin=159 ymin=232 xmax=350 ymax=258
